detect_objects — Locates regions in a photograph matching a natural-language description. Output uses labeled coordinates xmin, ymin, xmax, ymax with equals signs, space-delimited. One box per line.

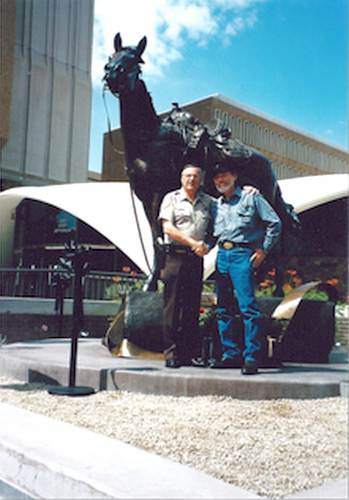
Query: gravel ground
xmin=0 ymin=376 xmax=347 ymax=499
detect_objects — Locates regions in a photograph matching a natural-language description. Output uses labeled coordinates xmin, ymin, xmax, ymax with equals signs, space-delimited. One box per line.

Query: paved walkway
xmin=0 ymin=338 xmax=347 ymax=399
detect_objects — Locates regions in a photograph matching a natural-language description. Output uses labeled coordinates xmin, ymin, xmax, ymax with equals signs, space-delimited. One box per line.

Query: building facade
xmin=102 ymin=94 xmax=348 ymax=182
xmin=0 ymin=0 xmax=94 ymax=191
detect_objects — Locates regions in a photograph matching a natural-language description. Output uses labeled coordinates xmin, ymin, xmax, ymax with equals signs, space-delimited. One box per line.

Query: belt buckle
xmin=223 ymin=241 xmax=234 ymax=250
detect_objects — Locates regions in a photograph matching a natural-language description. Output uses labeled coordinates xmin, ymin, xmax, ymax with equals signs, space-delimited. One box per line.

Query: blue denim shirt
xmin=211 ymin=186 xmax=281 ymax=253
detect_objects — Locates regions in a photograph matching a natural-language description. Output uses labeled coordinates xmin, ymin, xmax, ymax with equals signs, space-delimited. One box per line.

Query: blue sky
xmin=89 ymin=0 xmax=347 ymax=173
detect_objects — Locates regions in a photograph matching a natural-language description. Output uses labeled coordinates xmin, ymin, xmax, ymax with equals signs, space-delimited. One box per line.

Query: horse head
xmin=103 ymin=33 xmax=147 ymax=95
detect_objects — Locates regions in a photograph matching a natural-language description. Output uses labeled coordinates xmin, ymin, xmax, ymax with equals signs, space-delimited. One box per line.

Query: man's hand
xmin=192 ymin=240 xmax=209 ymax=257
xmin=243 ymin=185 xmax=259 ymax=195
xmin=250 ymin=248 xmax=266 ymax=268
xmin=162 ymin=221 xmax=209 ymax=257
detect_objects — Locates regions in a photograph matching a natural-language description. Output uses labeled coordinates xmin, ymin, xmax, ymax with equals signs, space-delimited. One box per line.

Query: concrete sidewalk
xmin=0 ymin=402 xmax=347 ymax=499
xmin=0 ymin=338 xmax=347 ymax=399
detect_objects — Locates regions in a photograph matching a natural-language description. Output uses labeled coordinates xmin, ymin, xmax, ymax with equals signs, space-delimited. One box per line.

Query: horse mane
xmin=120 ymin=80 xmax=160 ymax=156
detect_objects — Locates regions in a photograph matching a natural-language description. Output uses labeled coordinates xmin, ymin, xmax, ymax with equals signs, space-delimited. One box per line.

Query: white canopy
xmin=0 ymin=174 xmax=348 ymax=277
xmin=0 ymin=182 xmax=153 ymax=272
xmin=278 ymin=173 xmax=349 ymax=213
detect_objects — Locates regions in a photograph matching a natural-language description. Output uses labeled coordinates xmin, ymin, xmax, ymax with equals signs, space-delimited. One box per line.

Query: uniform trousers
xmin=161 ymin=252 xmax=203 ymax=363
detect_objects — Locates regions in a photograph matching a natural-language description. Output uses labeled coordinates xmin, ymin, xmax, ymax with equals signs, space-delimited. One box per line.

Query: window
xmin=243 ymin=121 xmax=250 ymax=142
xmin=214 ymin=108 xmax=221 ymax=120
xmin=250 ymin=123 xmax=256 ymax=144
xmin=264 ymin=128 xmax=270 ymax=150
xmin=236 ymin=117 xmax=242 ymax=139
xmin=277 ymin=134 xmax=286 ymax=155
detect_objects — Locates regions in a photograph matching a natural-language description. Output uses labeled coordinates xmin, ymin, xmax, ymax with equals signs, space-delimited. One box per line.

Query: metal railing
xmin=0 ymin=268 xmax=147 ymax=301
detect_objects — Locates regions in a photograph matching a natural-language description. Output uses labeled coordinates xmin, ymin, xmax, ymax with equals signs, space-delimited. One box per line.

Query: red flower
xmin=326 ymin=278 xmax=339 ymax=287
xmin=259 ymin=281 xmax=271 ymax=289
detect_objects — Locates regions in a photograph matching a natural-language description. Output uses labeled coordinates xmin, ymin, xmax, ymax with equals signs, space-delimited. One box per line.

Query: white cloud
xmin=212 ymin=0 xmax=264 ymax=8
xmin=325 ymin=129 xmax=334 ymax=136
xmin=92 ymin=0 xmax=266 ymax=87
xmin=225 ymin=10 xmax=257 ymax=37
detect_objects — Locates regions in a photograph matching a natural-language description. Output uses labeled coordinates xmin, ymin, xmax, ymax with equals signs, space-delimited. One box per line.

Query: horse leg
xmin=273 ymin=261 xmax=285 ymax=297
xmin=143 ymin=242 xmax=163 ymax=291
xmin=142 ymin=238 xmax=161 ymax=291
xmin=142 ymin=193 xmax=163 ymax=292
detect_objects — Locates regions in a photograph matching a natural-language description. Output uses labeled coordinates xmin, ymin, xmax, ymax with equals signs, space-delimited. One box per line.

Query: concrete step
xmin=0 ymin=339 xmax=347 ymax=400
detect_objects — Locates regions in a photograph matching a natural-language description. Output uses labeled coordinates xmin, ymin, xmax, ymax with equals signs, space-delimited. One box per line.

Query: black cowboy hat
xmin=212 ymin=161 xmax=239 ymax=177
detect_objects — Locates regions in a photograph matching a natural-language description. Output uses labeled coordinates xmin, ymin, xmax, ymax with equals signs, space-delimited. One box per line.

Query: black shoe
xmin=241 ymin=359 xmax=259 ymax=375
xmin=191 ymin=357 xmax=208 ymax=367
xmin=210 ymin=357 xmax=242 ymax=369
xmin=165 ymin=358 xmax=181 ymax=369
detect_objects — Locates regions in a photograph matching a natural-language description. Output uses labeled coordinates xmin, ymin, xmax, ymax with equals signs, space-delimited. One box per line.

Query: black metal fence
xmin=0 ymin=268 xmax=147 ymax=301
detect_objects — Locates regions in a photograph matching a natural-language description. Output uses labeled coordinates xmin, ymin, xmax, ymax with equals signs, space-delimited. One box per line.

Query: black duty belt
xmin=218 ymin=241 xmax=252 ymax=250
xmin=163 ymin=244 xmax=196 ymax=256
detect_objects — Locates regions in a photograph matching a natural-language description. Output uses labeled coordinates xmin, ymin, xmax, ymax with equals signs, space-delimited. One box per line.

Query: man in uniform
xmin=158 ymin=164 xmax=211 ymax=368
xmin=211 ymin=162 xmax=281 ymax=374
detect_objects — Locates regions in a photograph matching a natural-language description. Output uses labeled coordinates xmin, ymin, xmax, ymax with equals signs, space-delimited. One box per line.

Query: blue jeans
xmin=215 ymin=247 xmax=261 ymax=362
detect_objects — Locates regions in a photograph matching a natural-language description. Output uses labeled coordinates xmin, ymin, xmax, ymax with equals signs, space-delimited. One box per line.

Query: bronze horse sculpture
xmin=103 ymin=33 xmax=300 ymax=291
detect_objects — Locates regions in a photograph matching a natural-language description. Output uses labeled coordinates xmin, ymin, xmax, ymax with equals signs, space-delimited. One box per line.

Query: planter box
xmin=0 ymin=297 xmax=120 ymax=343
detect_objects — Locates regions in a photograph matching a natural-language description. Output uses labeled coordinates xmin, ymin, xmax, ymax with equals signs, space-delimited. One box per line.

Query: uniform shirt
xmin=158 ymin=188 xmax=212 ymax=244
xmin=212 ymin=186 xmax=281 ymax=253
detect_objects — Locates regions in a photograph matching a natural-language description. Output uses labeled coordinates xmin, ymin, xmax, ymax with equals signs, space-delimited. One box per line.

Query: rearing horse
xmin=103 ymin=33 xmax=301 ymax=291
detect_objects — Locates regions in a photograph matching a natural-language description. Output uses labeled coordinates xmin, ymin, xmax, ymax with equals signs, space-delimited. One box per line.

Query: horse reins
xmin=102 ymin=87 xmax=153 ymax=275
xmin=102 ymin=87 xmax=124 ymax=156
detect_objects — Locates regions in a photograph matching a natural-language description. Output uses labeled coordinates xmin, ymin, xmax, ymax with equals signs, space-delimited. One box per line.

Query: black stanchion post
xmin=55 ymin=280 xmax=65 ymax=338
xmin=58 ymin=288 xmax=64 ymax=337
xmin=52 ymin=259 xmax=72 ymax=337
xmin=49 ymin=241 xmax=95 ymax=397
xmin=68 ymin=247 xmax=86 ymax=388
